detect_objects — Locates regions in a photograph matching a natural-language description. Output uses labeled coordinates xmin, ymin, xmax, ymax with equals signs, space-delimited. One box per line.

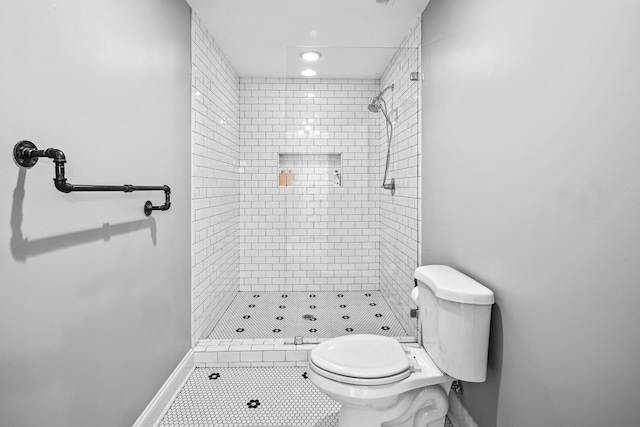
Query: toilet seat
xmin=309 ymin=360 xmax=411 ymax=386
xmin=310 ymin=335 xmax=411 ymax=386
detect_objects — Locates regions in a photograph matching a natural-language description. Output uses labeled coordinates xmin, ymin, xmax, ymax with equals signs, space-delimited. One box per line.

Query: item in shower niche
xmin=333 ymin=169 xmax=341 ymax=186
xmin=279 ymin=169 xmax=286 ymax=186
xmin=286 ymin=170 xmax=294 ymax=186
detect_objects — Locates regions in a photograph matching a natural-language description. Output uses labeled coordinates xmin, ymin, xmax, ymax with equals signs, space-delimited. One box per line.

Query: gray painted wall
xmin=421 ymin=1 xmax=640 ymax=426
xmin=0 ymin=1 xmax=192 ymax=426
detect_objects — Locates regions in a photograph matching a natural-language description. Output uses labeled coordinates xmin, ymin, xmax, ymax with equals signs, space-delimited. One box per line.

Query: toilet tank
xmin=414 ymin=265 xmax=494 ymax=382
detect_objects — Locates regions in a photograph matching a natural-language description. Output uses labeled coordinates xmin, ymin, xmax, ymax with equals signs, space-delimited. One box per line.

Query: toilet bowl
xmin=308 ymin=335 xmax=452 ymax=427
xmin=308 ymin=265 xmax=495 ymax=427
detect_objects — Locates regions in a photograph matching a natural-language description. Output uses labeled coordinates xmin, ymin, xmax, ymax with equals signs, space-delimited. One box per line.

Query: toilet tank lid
xmin=415 ymin=265 xmax=495 ymax=305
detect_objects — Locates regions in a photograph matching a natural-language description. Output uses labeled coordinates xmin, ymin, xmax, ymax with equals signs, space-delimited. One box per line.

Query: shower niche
xmin=278 ymin=153 xmax=342 ymax=187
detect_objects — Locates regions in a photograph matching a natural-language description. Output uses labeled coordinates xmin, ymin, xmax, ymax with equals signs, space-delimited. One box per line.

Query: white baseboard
xmin=447 ymin=392 xmax=479 ymax=427
xmin=133 ymin=349 xmax=195 ymax=427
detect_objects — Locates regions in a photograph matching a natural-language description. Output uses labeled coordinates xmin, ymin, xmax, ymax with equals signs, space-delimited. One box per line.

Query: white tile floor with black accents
xmin=207 ymin=291 xmax=411 ymax=340
xmin=159 ymin=366 xmax=454 ymax=427
xmin=159 ymin=367 xmax=339 ymax=426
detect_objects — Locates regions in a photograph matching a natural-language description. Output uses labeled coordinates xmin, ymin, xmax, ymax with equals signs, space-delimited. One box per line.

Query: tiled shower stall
xmin=191 ymin=12 xmax=422 ymax=346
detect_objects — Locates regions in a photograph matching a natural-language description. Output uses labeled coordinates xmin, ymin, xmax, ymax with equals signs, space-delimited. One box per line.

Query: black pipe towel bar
xmin=13 ymin=140 xmax=171 ymax=216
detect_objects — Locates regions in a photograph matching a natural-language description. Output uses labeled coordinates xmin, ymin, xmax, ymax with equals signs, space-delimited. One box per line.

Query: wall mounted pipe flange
xmin=13 ymin=140 xmax=39 ymax=168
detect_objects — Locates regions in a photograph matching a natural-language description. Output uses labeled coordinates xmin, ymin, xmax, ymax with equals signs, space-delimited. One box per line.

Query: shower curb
xmin=194 ymin=337 xmax=418 ymax=368
xmin=193 ymin=338 xmax=320 ymax=368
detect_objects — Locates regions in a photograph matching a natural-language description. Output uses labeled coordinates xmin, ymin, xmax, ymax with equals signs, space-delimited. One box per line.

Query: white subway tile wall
xmin=238 ymin=77 xmax=381 ymax=292
xmin=378 ymin=21 xmax=422 ymax=337
xmin=191 ymin=14 xmax=241 ymax=345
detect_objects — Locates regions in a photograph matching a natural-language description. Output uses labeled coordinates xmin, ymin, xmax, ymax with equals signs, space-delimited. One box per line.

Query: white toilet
xmin=307 ymin=265 xmax=495 ymax=427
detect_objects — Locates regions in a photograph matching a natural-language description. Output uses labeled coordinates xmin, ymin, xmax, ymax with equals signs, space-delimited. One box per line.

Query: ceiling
xmin=186 ymin=0 xmax=430 ymax=79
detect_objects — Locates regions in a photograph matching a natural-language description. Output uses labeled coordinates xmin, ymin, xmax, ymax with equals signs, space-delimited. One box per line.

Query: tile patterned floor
xmin=159 ymin=366 xmax=454 ymax=427
xmin=159 ymin=367 xmax=339 ymax=427
xmin=208 ymin=291 xmax=411 ymax=340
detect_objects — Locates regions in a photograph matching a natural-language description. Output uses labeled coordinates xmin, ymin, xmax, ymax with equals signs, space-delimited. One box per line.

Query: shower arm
xmin=377 ymin=85 xmax=394 ymax=100
xmin=13 ymin=140 xmax=171 ymax=216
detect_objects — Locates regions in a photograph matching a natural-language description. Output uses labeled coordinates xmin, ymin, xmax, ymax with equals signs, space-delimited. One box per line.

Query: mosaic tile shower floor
xmin=159 ymin=367 xmax=454 ymax=427
xmin=207 ymin=291 xmax=411 ymax=339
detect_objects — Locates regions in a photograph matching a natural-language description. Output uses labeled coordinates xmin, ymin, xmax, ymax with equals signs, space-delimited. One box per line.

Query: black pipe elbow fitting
xmin=54 ymin=178 xmax=73 ymax=193
xmin=45 ymin=148 xmax=66 ymax=163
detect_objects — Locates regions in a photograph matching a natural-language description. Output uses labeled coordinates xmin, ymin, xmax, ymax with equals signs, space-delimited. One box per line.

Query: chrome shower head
xmin=368 ymin=97 xmax=382 ymax=113
xmin=367 ymin=84 xmax=394 ymax=113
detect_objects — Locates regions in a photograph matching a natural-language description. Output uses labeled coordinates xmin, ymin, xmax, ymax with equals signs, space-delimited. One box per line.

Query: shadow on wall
xmin=461 ymin=304 xmax=503 ymax=427
xmin=10 ymin=169 xmax=157 ymax=262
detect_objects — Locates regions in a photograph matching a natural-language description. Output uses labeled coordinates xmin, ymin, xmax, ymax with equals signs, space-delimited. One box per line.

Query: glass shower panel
xmin=274 ymin=44 xmax=420 ymax=341
xmin=377 ymin=43 xmax=421 ymax=342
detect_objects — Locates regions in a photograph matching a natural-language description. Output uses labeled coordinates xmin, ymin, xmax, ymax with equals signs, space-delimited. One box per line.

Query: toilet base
xmin=334 ymin=385 xmax=449 ymax=427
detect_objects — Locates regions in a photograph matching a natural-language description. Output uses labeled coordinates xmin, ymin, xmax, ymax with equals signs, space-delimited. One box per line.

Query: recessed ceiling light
xmin=300 ymin=51 xmax=322 ymax=61
xmin=301 ymin=69 xmax=317 ymax=77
